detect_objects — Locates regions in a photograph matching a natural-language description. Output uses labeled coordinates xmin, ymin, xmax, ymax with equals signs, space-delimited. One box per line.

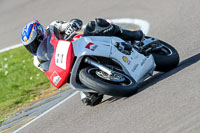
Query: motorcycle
xmin=37 ymin=33 xmax=179 ymax=105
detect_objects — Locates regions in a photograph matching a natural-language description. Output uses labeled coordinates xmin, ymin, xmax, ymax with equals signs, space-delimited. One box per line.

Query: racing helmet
xmin=21 ymin=20 xmax=46 ymax=55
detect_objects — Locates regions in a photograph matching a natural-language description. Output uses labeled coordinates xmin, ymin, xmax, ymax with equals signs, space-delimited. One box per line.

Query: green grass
xmin=0 ymin=46 xmax=51 ymax=123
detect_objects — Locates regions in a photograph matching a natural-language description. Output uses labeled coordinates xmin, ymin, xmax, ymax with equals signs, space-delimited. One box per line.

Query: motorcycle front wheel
xmin=79 ymin=67 xmax=137 ymax=97
xmin=151 ymin=39 xmax=180 ymax=72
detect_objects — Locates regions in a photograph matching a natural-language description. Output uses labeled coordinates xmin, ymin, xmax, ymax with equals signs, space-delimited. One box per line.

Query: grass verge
xmin=0 ymin=46 xmax=50 ymax=123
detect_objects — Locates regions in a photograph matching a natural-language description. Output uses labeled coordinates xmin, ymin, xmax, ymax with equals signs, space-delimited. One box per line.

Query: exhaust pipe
xmin=84 ymin=57 xmax=112 ymax=75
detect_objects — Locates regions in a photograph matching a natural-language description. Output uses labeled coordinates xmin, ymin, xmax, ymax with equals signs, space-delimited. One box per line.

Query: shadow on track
xmin=101 ymin=96 xmax=124 ymax=104
xmin=102 ymin=53 xmax=200 ymax=104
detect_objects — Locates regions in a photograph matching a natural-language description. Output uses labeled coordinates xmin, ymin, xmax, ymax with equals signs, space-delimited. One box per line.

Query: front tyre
xmin=151 ymin=40 xmax=180 ymax=72
xmin=79 ymin=67 xmax=137 ymax=97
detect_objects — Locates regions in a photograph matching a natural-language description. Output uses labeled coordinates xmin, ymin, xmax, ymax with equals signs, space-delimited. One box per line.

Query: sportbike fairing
xmin=38 ymin=35 xmax=155 ymax=90
xmin=72 ymin=36 xmax=156 ymax=83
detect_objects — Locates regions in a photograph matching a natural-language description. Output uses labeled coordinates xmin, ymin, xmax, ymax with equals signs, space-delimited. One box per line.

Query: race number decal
xmin=55 ymin=41 xmax=70 ymax=70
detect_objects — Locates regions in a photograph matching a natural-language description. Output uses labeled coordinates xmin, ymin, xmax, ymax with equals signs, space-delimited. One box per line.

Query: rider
xmin=21 ymin=18 xmax=144 ymax=106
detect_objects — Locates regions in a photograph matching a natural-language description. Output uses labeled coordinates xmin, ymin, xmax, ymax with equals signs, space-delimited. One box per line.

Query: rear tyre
xmin=151 ymin=40 xmax=179 ymax=72
xmin=79 ymin=67 xmax=137 ymax=97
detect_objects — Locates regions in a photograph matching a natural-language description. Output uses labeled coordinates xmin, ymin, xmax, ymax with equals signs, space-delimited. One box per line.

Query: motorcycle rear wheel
xmin=79 ymin=67 xmax=137 ymax=97
xmin=151 ymin=40 xmax=180 ymax=72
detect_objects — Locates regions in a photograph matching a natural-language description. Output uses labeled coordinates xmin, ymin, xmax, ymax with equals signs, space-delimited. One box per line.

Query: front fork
xmin=84 ymin=57 xmax=113 ymax=75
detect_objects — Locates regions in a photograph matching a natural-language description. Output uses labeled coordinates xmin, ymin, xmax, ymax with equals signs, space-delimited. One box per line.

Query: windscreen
xmin=37 ymin=36 xmax=54 ymax=71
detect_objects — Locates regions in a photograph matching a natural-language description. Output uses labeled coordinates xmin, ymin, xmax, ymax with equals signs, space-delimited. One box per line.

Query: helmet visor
xmin=24 ymin=38 xmax=41 ymax=55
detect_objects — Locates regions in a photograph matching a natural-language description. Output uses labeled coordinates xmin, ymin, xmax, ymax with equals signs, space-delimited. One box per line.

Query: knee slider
xmin=86 ymin=21 xmax=95 ymax=32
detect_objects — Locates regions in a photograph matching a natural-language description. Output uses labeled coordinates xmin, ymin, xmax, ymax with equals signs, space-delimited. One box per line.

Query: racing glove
xmin=63 ymin=19 xmax=83 ymax=40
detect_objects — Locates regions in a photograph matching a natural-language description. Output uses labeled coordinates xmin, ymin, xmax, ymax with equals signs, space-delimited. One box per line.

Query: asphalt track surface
xmin=0 ymin=0 xmax=200 ymax=132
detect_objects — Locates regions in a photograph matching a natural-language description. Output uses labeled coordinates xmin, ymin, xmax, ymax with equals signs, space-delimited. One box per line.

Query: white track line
xmin=0 ymin=43 xmax=22 ymax=53
xmin=111 ymin=18 xmax=150 ymax=35
xmin=10 ymin=18 xmax=150 ymax=133
xmin=13 ymin=91 xmax=79 ymax=133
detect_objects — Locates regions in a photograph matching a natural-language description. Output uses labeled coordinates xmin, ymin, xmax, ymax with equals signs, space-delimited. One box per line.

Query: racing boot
xmin=113 ymin=25 xmax=145 ymax=41
xmin=121 ymin=29 xmax=144 ymax=41
xmin=80 ymin=92 xmax=104 ymax=106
